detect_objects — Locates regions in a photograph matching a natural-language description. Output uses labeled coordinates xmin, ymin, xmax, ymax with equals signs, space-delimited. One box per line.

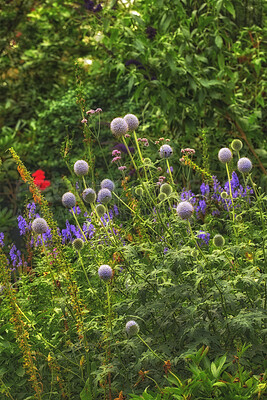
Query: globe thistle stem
xmin=225 ymin=163 xmax=238 ymax=243
xmin=166 ymin=159 xmax=174 ymax=185
xmin=71 ymin=209 xmax=88 ymax=243
xmin=82 ymin=176 xmax=87 ymax=191
xmin=77 ymin=250 xmax=100 ymax=301
xmin=132 ymin=130 xmax=149 ymax=183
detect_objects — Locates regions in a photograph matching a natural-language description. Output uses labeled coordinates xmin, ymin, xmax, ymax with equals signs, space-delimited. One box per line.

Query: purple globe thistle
xmin=110 ymin=117 xmax=128 ymax=138
xmin=159 ymin=144 xmax=173 ymax=159
xmin=32 ymin=218 xmax=49 ymax=234
xmin=62 ymin=192 xmax=76 ymax=208
xmin=123 ymin=114 xmax=139 ymax=131
xmin=98 ymin=264 xmax=113 ymax=281
xmin=101 ymin=179 xmax=115 ymax=192
xmin=83 ymin=188 xmax=96 ymax=204
xmin=125 ymin=320 xmax=139 ymax=337
xmin=74 ymin=160 xmax=89 ymax=176
xmin=98 ymin=188 xmax=112 ymax=204
xmin=177 ymin=201 xmax=194 ymax=220
xmin=237 ymin=157 xmax=252 ymax=174
xmin=218 ymin=148 xmax=232 ymax=164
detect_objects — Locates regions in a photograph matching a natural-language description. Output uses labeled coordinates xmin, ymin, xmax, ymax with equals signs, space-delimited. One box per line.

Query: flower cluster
xmin=32 ymin=169 xmax=50 ymax=190
xmin=86 ymin=107 xmax=102 ymax=115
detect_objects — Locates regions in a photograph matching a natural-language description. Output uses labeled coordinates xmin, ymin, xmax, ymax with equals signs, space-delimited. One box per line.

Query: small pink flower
xmin=159 ymin=137 xmax=165 ymax=141
xmin=118 ymin=166 xmax=126 ymax=171
xmin=157 ymin=167 xmax=162 ymax=172
xmin=155 ymin=141 xmax=159 ymax=145
xmin=111 ymin=156 xmax=121 ymax=163
xmin=95 ymin=108 xmax=102 ymax=113
xmin=81 ymin=118 xmax=88 ymax=123
xmin=125 ymin=134 xmax=131 ymax=138
xmin=112 ymin=149 xmax=121 ymax=157
xmin=86 ymin=109 xmax=95 ymax=115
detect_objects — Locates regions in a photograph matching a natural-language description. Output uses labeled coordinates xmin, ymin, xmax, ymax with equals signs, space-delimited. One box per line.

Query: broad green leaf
xmin=224 ymin=0 xmax=236 ymax=18
xmin=80 ymin=378 xmax=92 ymax=400
xmin=215 ymin=35 xmax=223 ymax=48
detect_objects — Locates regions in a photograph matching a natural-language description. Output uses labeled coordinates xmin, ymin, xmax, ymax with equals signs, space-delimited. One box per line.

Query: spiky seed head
xmin=72 ymin=238 xmax=84 ymax=251
xmin=62 ymin=192 xmax=76 ymax=208
xmin=159 ymin=144 xmax=173 ymax=159
xmin=191 ymin=249 xmax=198 ymax=257
xmin=125 ymin=320 xmax=139 ymax=337
xmin=110 ymin=117 xmax=128 ymax=138
xmin=74 ymin=160 xmax=89 ymax=176
xmin=83 ymin=188 xmax=96 ymax=204
xmin=160 ymin=183 xmax=172 ymax=196
xmin=221 ymin=191 xmax=228 ymax=199
xmin=158 ymin=192 xmax=167 ymax=201
xmin=143 ymin=158 xmax=152 ymax=164
xmin=213 ymin=234 xmax=225 ymax=247
xmin=32 ymin=218 xmax=49 ymax=234
xmin=98 ymin=264 xmax=113 ymax=281
xmin=123 ymin=114 xmax=139 ymax=131
xmin=231 ymin=139 xmax=243 ymax=152
xmin=101 ymin=179 xmax=115 ymax=192
xmin=95 ymin=204 xmax=105 ymax=217
xmin=236 ymin=215 xmax=242 ymax=222
xmin=98 ymin=188 xmax=112 ymax=204
xmin=177 ymin=201 xmax=194 ymax=220
xmin=237 ymin=157 xmax=252 ymax=174
xmin=135 ymin=187 xmax=144 ymax=196
xmin=218 ymin=148 xmax=232 ymax=164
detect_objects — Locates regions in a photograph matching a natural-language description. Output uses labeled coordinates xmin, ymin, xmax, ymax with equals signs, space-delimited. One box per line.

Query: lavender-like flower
xmin=62 ymin=192 xmax=76 ymax=208
xmin=74 ymin=160 xmax=89 ymax=176
xmin=32 ymin=218 xmax=49 ymax=234
xmin=0 ymin=232 xmax=4 ymax=247
xmin=125 ymin=320 xmax=139 ymax=337
xmin=177 ymin=201 xmax=194 ymax=219
xmin=218 ymin=148 xmax=232 ymax=164
xmin=110 ymin=117 xmax=128 ymax=137
xmin=159 ymin=144 xmax=173 ymax=159
xmin=98 ymin=264 xmax=113 ymax=281
xmin=124 ymin=114 xmax=139 ymax=131
xmin=237 ymin=157 xmax=252 ymax=174
xmin=98 ymin=188 xmax=112 ymax=204
xmin=83 ymin=188 xmax=96 ymax=204
xmin=101 ymin=179 xmax=115 ymax=192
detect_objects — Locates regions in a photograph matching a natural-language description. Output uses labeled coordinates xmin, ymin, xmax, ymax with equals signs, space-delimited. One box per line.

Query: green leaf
xmin=218 ymin=53 xmax=225 ymax=69
xmin=224 ymin=0 xmax=236 ymax=18
xmin=215 ymin=35 xmax=223 ymax=48
xmin=80 ymin=378 xmax=92 ymax=400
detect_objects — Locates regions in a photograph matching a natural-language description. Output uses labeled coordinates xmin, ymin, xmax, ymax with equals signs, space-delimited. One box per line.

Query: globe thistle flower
xmin=125 ymin=320 xmax=139 ymax=337
xmin=98 ymin=188 xmax=112 ymax=204
xmin=231 ymin=139 xmax=243 ymax=152
xmin=158 ymin=192 xmax=167 ymax=201
xmin=221 ymin=191 xmax=228 ymax=199
xmin=110 ymin=117 xmax=128 ymax=138
xmin=32 ymin=218 xmax=49 ymax=234
xmin=213 ymin=234 xmax=225 ymax=247
xmin=123 ymin=114 xmax=139 ymax=131
xmin=237 ymin=157 xmax=252 ymax=174
xmin=135 ymin=187 xmax=144 ymax=196
xmin=218 ymin=148 xmax=232 ymax=164
xmin=160 ymin=183 xmax=172 ymax=196
xmin=62 ymin=192 xmax=76 ymax=208
xmin=191 ymin=249 xmax=198 ymax=258
xmin=159 ymin=144 xmax=173 ymax=159
xmin=177 ymin=201 xmax=194 ymax=220
xmin=74 ymin=160 xmax=89 ymax=176
xmin=72 ymin=238 xmax=84 ymax=251
xmin=83 ymin=188 xmax=96 ymax=204
xmin=98 ymin=264 xmax=113 ymax=281
xmin=236 ymin=215 xmax=242 ymax=222
xmin=95 ymin=204 xmax=105 ymax=217
xmin=101 ymin=179 xmax=115 ymax=192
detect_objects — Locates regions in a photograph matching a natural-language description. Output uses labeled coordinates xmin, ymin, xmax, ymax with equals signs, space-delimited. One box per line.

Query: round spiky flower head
xmin=177 ymin=201 xmax=194 ymax=220
xmin=221 ymin=191 xmax=228 ymax=199
xmin=213 ymin=234 xmax=225 ymax=247
xmin=231 ymin=139 xmax=243 ymax=152
xmin=218 ymin=148 xmax=232 ymax=164
xmin=110 ymin=117 xmax=128 ymax=138
xmin=74 ymin=160 xmax=89 ymax=176
xmin=83 ymin=188 xmax=96 ymax=204
xmin=95 ymin=204 xmax=105 ymax=217
xmin=126 ymin=320 xmax=139 ymax=337
xmin=135 ymin=187 xmax=144 ymax=196
xmin=158 ymin=192 xmax=167 ymax=202
xmin=236 ymin=214 xmax=242 ymax=223
xmin=101 ymin=179 xmax=115 ymax=192
xmin=159 ymin=144 xmax=173 ymax=159
xmin=32 ymin=218 xmax=49 ymax=234
xmin=72 ymin=238 xmax=84 ymax=251
xmin=237 ymin=157 xmax=252 ymax=174
xmin=160 ymin=183 xmax=172 ymax=196
xmin=98 ymin=188 xmax=112 ymax=204
xmin=191 ymin=249 xmax=198 ymax=258
xmin=98 ymin=264 xmax=113 ymax=281
xmin=62 ymin=192 xmax=76 ymax=208
xmin=123 ymin=114 xmax=139 ymax=131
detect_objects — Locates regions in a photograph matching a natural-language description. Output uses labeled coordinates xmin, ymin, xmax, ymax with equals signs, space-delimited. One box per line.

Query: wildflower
xmin=101 ymin=179 xmax=115 ymax=192
xmin=126 ymin=320 xmax=139 ymax=337
xmin=74 ymin=160 xmax=89 ymax=176
xmin=98 ymin=264 xmax=113 ymax=281
xmin=237 ymin=157 xmax=252 ymax=174
xmin=110 ymin=117 xmax=128 ymax=138
xmin=81 ymin=118 xmax=88 ymax=123
xmin=177 ymin=201 xmax=194 ymax=219
xmin=112 ymin=149 xmax=121 ymax=157
xmin=72 ymin=238 xmax=84 ymax=251
xmin=124 ymin=114 xmax=139 ymax=131
xmin=83 ymin=188 xmax=96 ymax=204
xmin=112 ymin=156 xmax=121 ymax=163
xmin=118 ymin=166 xmax=127 ymax=171
xmin=218 ymin=148 xmax=232 ymax=164
xmin=159 ymin=144 xmax=173 ymax=158
xmin=197 ymin=231 xmax=210 ymax=246
xmin=95 ymin=108 xmax=102 ymax=113
xmin=86 ymin=109 xmax=95 ymax=114
xmin=32 ymin=218 xmax=49 ymax=234
xmin=160 ymin=183 xmax=172 ymax=196
xmin=231 ymin=139 xmax=243 ymax=152
xmin=213 ymin=234 xmax=225 ymax=247
xmin=0 ymin=233 xmax=4 ymax=247
xmin=32 ymin=169 xmax=50 ymax=190
xmin=95 ymin=204 xmax=105 ymax=217
xmin=98 ymin=188 xmax=112 ymax=204
xmin=62 ymin=192 xmax=76 ymax=208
